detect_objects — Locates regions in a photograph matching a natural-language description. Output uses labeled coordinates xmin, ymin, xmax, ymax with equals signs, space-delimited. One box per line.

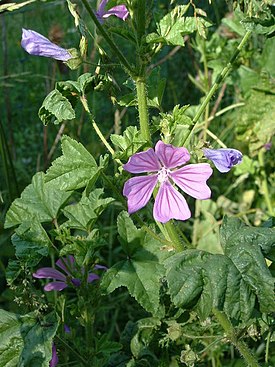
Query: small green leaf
xmin=5 ymin=172 xmax=71 ymax=228
xmin=111 ymin=126 xmax=147 ymax=160
xmin=45 ymin=135 xmax=100 ymax=191
xmin=62 ymin=189 xmax=114 ymax=231
xmin=11 ymin=220 xmax=50 ymax=266
xmin=0 ymin=310 xmax=58 ymax=367
xmin=38 ymin=89 xmax=75 ymax=125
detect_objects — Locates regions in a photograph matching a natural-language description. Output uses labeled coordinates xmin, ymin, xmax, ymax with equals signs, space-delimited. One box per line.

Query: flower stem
xmin=258 ymin=149 xmax=274 ymax=216
xmin=213 ymin=309 xmax=260 ymax=367
xmin=164 ymin=221 xmax=184 ymax=252
xmin=136 ymin=78 xmax=151 ymax=145
xmin=80 ymin=95 xmax=115 ymax=156
xmin=80 ymin=0 xmax=134 ymax=74
xmin=183 ymin=30 xmax=252 ymax=145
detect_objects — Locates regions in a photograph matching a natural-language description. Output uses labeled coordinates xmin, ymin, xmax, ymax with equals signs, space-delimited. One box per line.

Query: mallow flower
xmin=33 ymin=255 xmax=107 ymax=291
xmin=50 ymin=344 xmax=58 ymax=367
xmin=203 ymin=148 xmax=243 ymax=173
xmin=123 ymin=141 xmax=213 ymax=223
xmin=21 ymin=29 xmax=72 ymax=61
xmin=96 ymin=0 xmax=129 ymax=23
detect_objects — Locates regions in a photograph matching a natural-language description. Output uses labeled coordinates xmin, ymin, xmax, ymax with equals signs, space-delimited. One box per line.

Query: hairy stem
xmin=213 ymin=309 xmax=260 ymax=367
xmin=136 ymin=78 xmax=151 ymax=144
xmin=183 ymin=30 xmax=252 ymax=145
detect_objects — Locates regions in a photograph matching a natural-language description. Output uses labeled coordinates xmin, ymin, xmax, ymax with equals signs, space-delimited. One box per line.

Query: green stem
xmin=80 ymin=0 xmax=134 ymax=74
xmin=55 ymin=335 xmax=88 ymax=366
xmin=80 ymin=95 xmax=116 ymax=157
xmin=258 ymin=149 xmax=274 ymax=216
xmin=136 ymin=78 xmax=151 ymax=144
xmin=164 ymin=221 xmax=184 ymax=252
xmin=213 ymin=309 xmax=260 ymax=367
xmin=183 ymin=30 xmax=252 ymax=145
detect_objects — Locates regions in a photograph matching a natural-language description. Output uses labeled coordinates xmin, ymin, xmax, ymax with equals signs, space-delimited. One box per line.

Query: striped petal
xmin=155 ymin=140 xmax=190 ymax=169
xmin=33 ymin=267 xmax=66 ymax=282
xmin=153 ymin=182 xmax=191 ymax=223
xmin=123 ymin=175 xmax=158 ymax=214
xmin=170 ymin=163 xmax=212 ymax=199
xmin=123 ymin=148 xmax=161 ymax=173
xmin=44 ymin=281 xmax=68 ymax=292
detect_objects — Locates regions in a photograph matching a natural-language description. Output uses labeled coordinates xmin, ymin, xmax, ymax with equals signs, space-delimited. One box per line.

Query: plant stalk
xmin=213 ymin=309 xmax=260 ymax=367
xmin=136 ymin=78 xmax=151 ymax=144
xmin=258 ymin=149 xmax=274 ymax=216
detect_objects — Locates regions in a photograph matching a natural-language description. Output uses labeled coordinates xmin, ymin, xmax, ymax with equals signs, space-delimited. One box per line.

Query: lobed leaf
xmin=101 ymin=212 xmax=171 ymax=315
xmin=164 ymin=217 xmax=275 ymax=322
xmin=62 ymin=189 xmax=114 ymax=232
xmin=5 ymin=172 xmax=71 ymax=228
xmin=45 ymin=135 xmax=101 ymax=191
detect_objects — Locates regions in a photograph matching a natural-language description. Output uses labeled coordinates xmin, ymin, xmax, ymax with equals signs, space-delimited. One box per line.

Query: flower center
xmin=157 ymin=167 xmax=170 ymax=184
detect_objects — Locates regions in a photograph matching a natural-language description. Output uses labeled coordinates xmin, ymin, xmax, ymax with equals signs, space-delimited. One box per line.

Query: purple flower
xmin=203 ymin=148 xmax=243 ymax=173
xmin=123 ymin=141 xmax=213 ymax=223
xmin=96 ymin=0 xmax=129 ymax=23
xmin=33 ymin=256 xmax=105 ymax=291
xmin=50 ymin=344 xmax=58 ymax=367
xmin=21 ymin=29 xmax=72 ymax=61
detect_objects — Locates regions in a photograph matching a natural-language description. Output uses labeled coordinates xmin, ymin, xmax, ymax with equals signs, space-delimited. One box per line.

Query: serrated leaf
xmin=45 ymin=135 xmax=100 ymax=191
xmin=0 ymin=310 xmax=58 ymax=367
xmin=164 ymin=245 xmax=274 ymax=322
xmin=62 ymin=189 xmax=114 ymax=231
xmin=101 ymin=212 xmax=169 ymax=315
xmin=39 ymin=89 xmax=75 ymax=125
xmin=165 ymin=218 xmax=275 ymax=322
xmin=5 ymin=172 xmax=71 ymax=228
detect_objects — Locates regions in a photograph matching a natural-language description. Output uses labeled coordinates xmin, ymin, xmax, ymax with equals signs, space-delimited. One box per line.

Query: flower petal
xmin=170 ymin=163 xmax=212 ymax=199
xmin=94 ymin=264 xmax=108 ymax=270
xmin=123 ymin=175 xmax=158 ymax=214
xmin=50 ymin=344 xmax=59 ymax=367
xmin=33 ymin=267 xmax=66 ymax=282
xmin=97 ymin=0 xmax=108 ymax=16
xmin=102 ymin=5 xmax=129 ymax=21
xmin=56 ymin=256 xmax=75 ymax=275
xmin=153 ymin=182 xmax=191 ymax=223
xmin=21 ymin=29 xmax=71 ymax=61
xmin=123 ymin=148 xmax=161 ymax=173
xmin=155 ymin=140 xmax=190 ymax=169
xmin=44 ymin=281 xmax=68 ymax=292
xmin=87 ymin=273 xmax=100 ymax=283
xmin=203 ymin=148 xmax=243 ymax=173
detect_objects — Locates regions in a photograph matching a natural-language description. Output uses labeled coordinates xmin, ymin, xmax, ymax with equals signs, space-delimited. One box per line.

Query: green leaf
xmin=101 ymin=212 xmax=170 ymax=315
xmin=11 ymin=220 xmax=50 ymax=266
xmin=45 ymin=135 xmax=101 ymax=191
xmin=164 ymin=217 xmax=275 ymax=322
xmin=62 ymin=189 xmax=114 ymax=232
xmin=0 ymin=310 xmax=58 ymax=367
xmin=147 ymin=6 xmax=211 ymax=46
xmin=38 ymin=89 xmax=75 ymax=125
xmin=5 ymin=172 xmax=71 ymax=228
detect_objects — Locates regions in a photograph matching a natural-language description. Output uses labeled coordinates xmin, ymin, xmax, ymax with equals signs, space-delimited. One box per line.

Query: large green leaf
xmin=62 ymin=189 xmax=114 ymax=232
xmin=5 ymin=172 xmax=71 ymax=228
xmin=45 ymin=135 xmax=102 ymax=191
xmin=101 ymin=212 xmax=171 ymax=315
xmin=0 ymin=310 xmax=58 ymax=367
xmin=164 ymin=218 xmax=275 ymax=322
